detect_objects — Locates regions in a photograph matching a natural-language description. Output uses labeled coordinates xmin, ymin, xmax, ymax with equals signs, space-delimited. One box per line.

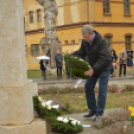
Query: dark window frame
xmin=31 ymin=44 xmax=39 ymax=56
xmin=65 ymin=40 xmax=68 ymax=46
xmin=29 ymin=11 xmax=34 ymax=23
xmin=124 ymin=0 xmax=130 ymax=14
xmin=25 ymin=45 xmax=27 ymax=57
xmin=24 ymin=17 xmax=25 ymax=30
xmin=105 ymin=36 xmax=112 ymax=51
xmin=79 ymin=39 xmax=82 ymax=45
xmin=125 ymin=36 xmax=131 ymax=50
xmin=103 ymin=0 xmax=110 ymax=13
xmin=37 ymin=9 xmax=42 ymax=22
xmin=72 ymin=40 xmax=75 ymax=45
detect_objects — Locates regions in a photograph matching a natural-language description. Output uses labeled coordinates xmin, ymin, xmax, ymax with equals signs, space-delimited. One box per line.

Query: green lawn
xmin=27 ymin=70 xmax=42 ymax=78
xmin=114 ymin=69 xmax=134 ymax=75
xmin=27 ymin=69 xmax=134 ymax=79
xmin=27 ymin=70 xmax=66 ymax=79
xmin=40 ymin=91 xmax=134 ymax=115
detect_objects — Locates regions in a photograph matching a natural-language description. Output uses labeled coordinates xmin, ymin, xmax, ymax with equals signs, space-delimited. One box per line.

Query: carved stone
xmin=38 ymin=0 xmax=62 ymax=72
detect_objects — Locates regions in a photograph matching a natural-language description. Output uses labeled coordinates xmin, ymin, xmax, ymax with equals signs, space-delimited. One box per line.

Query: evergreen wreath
xmin=64 ymin=54 xmax=90 ymax=79
xmin=33 ymin=96 xmax=83 ymax=134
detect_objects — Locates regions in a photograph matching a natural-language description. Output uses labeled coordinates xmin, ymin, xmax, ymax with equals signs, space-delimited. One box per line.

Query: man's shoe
xmin=83 ymin=111 xmax=95 ymax=118
xmin=93 ymin=115 xmax=101 ymax=122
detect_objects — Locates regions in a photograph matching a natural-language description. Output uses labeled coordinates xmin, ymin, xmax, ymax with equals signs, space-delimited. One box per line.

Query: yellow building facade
xmin=23 ymin=0 xmax=134 ymax=70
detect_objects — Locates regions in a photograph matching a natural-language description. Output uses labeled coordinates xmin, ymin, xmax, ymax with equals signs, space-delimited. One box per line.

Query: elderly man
xmin=74 ymin=25 xmax=112 ymax=122
xmin=119 ymin=49 xmax=127 ymax=77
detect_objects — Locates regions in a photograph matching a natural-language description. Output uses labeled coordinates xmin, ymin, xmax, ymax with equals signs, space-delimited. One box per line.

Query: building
xmin=23 ymin=0 xmax=134 ymax=70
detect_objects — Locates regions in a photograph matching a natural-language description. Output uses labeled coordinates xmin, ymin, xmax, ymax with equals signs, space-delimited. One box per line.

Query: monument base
xmin=0 ymin=81 xmax=38 ymax=125
xmin=0 ymin=118 xmax=46 ymax=134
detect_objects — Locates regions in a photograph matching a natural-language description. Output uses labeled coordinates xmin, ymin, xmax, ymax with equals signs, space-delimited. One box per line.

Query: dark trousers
xmin=42 ymin=70 xmax=46 ymax=79
xmin=71 ymin=75 xmax=77 ymax=79
xmin=119 ymin=64 xmax=126 ymax=76
xmin=85 ymin=70 xmax=110 ymax=116
xmin=65 ymin=66 xmax=70 ymax=77
xmin=57 ymin=66 xmax=62 ymax=77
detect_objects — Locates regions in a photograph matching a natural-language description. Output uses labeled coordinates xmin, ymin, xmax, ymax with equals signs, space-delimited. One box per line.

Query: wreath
xmin=64 ymin=54 xmax=90 ymax=79
xmin=33 ymin=96 xmax=83 ymax=134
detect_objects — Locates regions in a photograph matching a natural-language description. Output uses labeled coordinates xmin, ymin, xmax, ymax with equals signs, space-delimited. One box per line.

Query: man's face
xmin=82 ymin=32 xmax=94 ymax=43
xmin=57 ymin=50 xmax=60 ymax=54
xmin=122 ymin=49 xmax=125 ymax=52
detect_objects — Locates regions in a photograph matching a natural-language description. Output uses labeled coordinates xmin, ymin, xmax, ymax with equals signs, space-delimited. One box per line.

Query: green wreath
xmin=33 ymin=96 xmax=83 ymax=134
xmin=64 ymin=54 xmax=90 ymax=79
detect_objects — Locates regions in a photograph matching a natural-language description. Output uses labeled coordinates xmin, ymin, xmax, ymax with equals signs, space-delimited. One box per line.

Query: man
xmin=55 ymin=49 xmax=63 ymax=79
xmin=119 ymin=49 xmax=127 ymax=77
xmin=65 ymin=50 xmax=71 ymax=78
xmin=73 ymin=25 xmax=112 ymax=122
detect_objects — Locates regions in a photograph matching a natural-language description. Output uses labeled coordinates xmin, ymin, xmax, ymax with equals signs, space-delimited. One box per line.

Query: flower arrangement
xmin=64 ymin=54 xmax=90 ymax=79
xmin=128 ymin=106 xmax=134 ymax=126
xmin=47 ymin=116 xmax=83 ymax=133
xmin=33 ymin=96 xmax=83 ymax=133
xmin=33 ymin=96 xmax=60 ymax=118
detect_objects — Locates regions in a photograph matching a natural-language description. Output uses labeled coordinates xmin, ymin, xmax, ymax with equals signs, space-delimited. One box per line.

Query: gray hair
xmin=81 ymin=25 xmax=94 ymax=34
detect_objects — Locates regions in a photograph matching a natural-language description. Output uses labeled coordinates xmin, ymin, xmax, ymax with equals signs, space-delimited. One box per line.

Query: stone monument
xmin=0 ymin=0 xmax=46 ymax=133
xmin=37 ymin=0 xmax=62 ymax=75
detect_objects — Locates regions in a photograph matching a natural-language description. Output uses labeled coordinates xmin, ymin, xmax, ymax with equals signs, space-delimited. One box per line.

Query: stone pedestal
xmin=0 ymin=82 xmax=37 ymax=125
xmin=0 ymin=0 xmax=46 ymax=133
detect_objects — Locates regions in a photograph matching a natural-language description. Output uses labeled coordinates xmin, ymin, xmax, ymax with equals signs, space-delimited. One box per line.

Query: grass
xmin=40 ymin=91 xmax=134 ymax=115
xmin=27 ymin=70 xmax=66 ymax=78
xmin=114 ymin=68 xmax=134 ymax=75
xmin=27 ymin=68 xmax=134 ymax=79
xmin=27 ymin=70 xmax=42 ymax=78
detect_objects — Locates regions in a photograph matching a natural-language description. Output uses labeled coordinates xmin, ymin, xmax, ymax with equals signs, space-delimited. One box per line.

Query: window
xmin=72 ymin=40 xmax=75 ymax=45
xmin=103 ymin=0 xmax=110 ymax=13
xmin=79 ymin=39 xmax=82 ymax=45
xmin=124 ymin=0 xmax=130 ymax=14
xmin=65 ymin=40 xmax=68 ymax=46
xmin=24 ymin=17 xmax=25 ymax=30
xmin=29 ymin=11 xmax=34 ymax=23
xmin=25 ymin=45 xmax=27 ymax=57
xmin=126 ymin=36 xmax=131 ymax=50
xmin=37 ymin=9 xmax=42 ymax=22
xmin=105 ymin=37 xmax=112 ymax=50
xmin=31 ymin=44 xmax=39 ymax=56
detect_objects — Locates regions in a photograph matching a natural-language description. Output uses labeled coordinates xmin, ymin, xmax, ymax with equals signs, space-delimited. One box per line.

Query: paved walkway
xmin=31 ymin=75 xmax=134 ymax=89
xmin=32 ymin=75 xmax=134 ymax=83
xmin=48 ymin=109 xmax=125 ymax=134
xmin=65 ymin=109 xmax=114 ymax=134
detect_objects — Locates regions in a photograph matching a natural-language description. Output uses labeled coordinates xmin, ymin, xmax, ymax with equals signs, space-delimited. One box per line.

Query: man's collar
xmin=89 ymin=32 xmax=95 ymax=46
xmin=93 ymin=32 xmax=95 ymax=40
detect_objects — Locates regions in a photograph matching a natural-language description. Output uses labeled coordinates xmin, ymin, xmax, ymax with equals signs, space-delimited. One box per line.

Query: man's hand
xmin=59 ymin=60 xmax=61 ymax=62
xmin=84 ymin=69 xmax=94 ymax=76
